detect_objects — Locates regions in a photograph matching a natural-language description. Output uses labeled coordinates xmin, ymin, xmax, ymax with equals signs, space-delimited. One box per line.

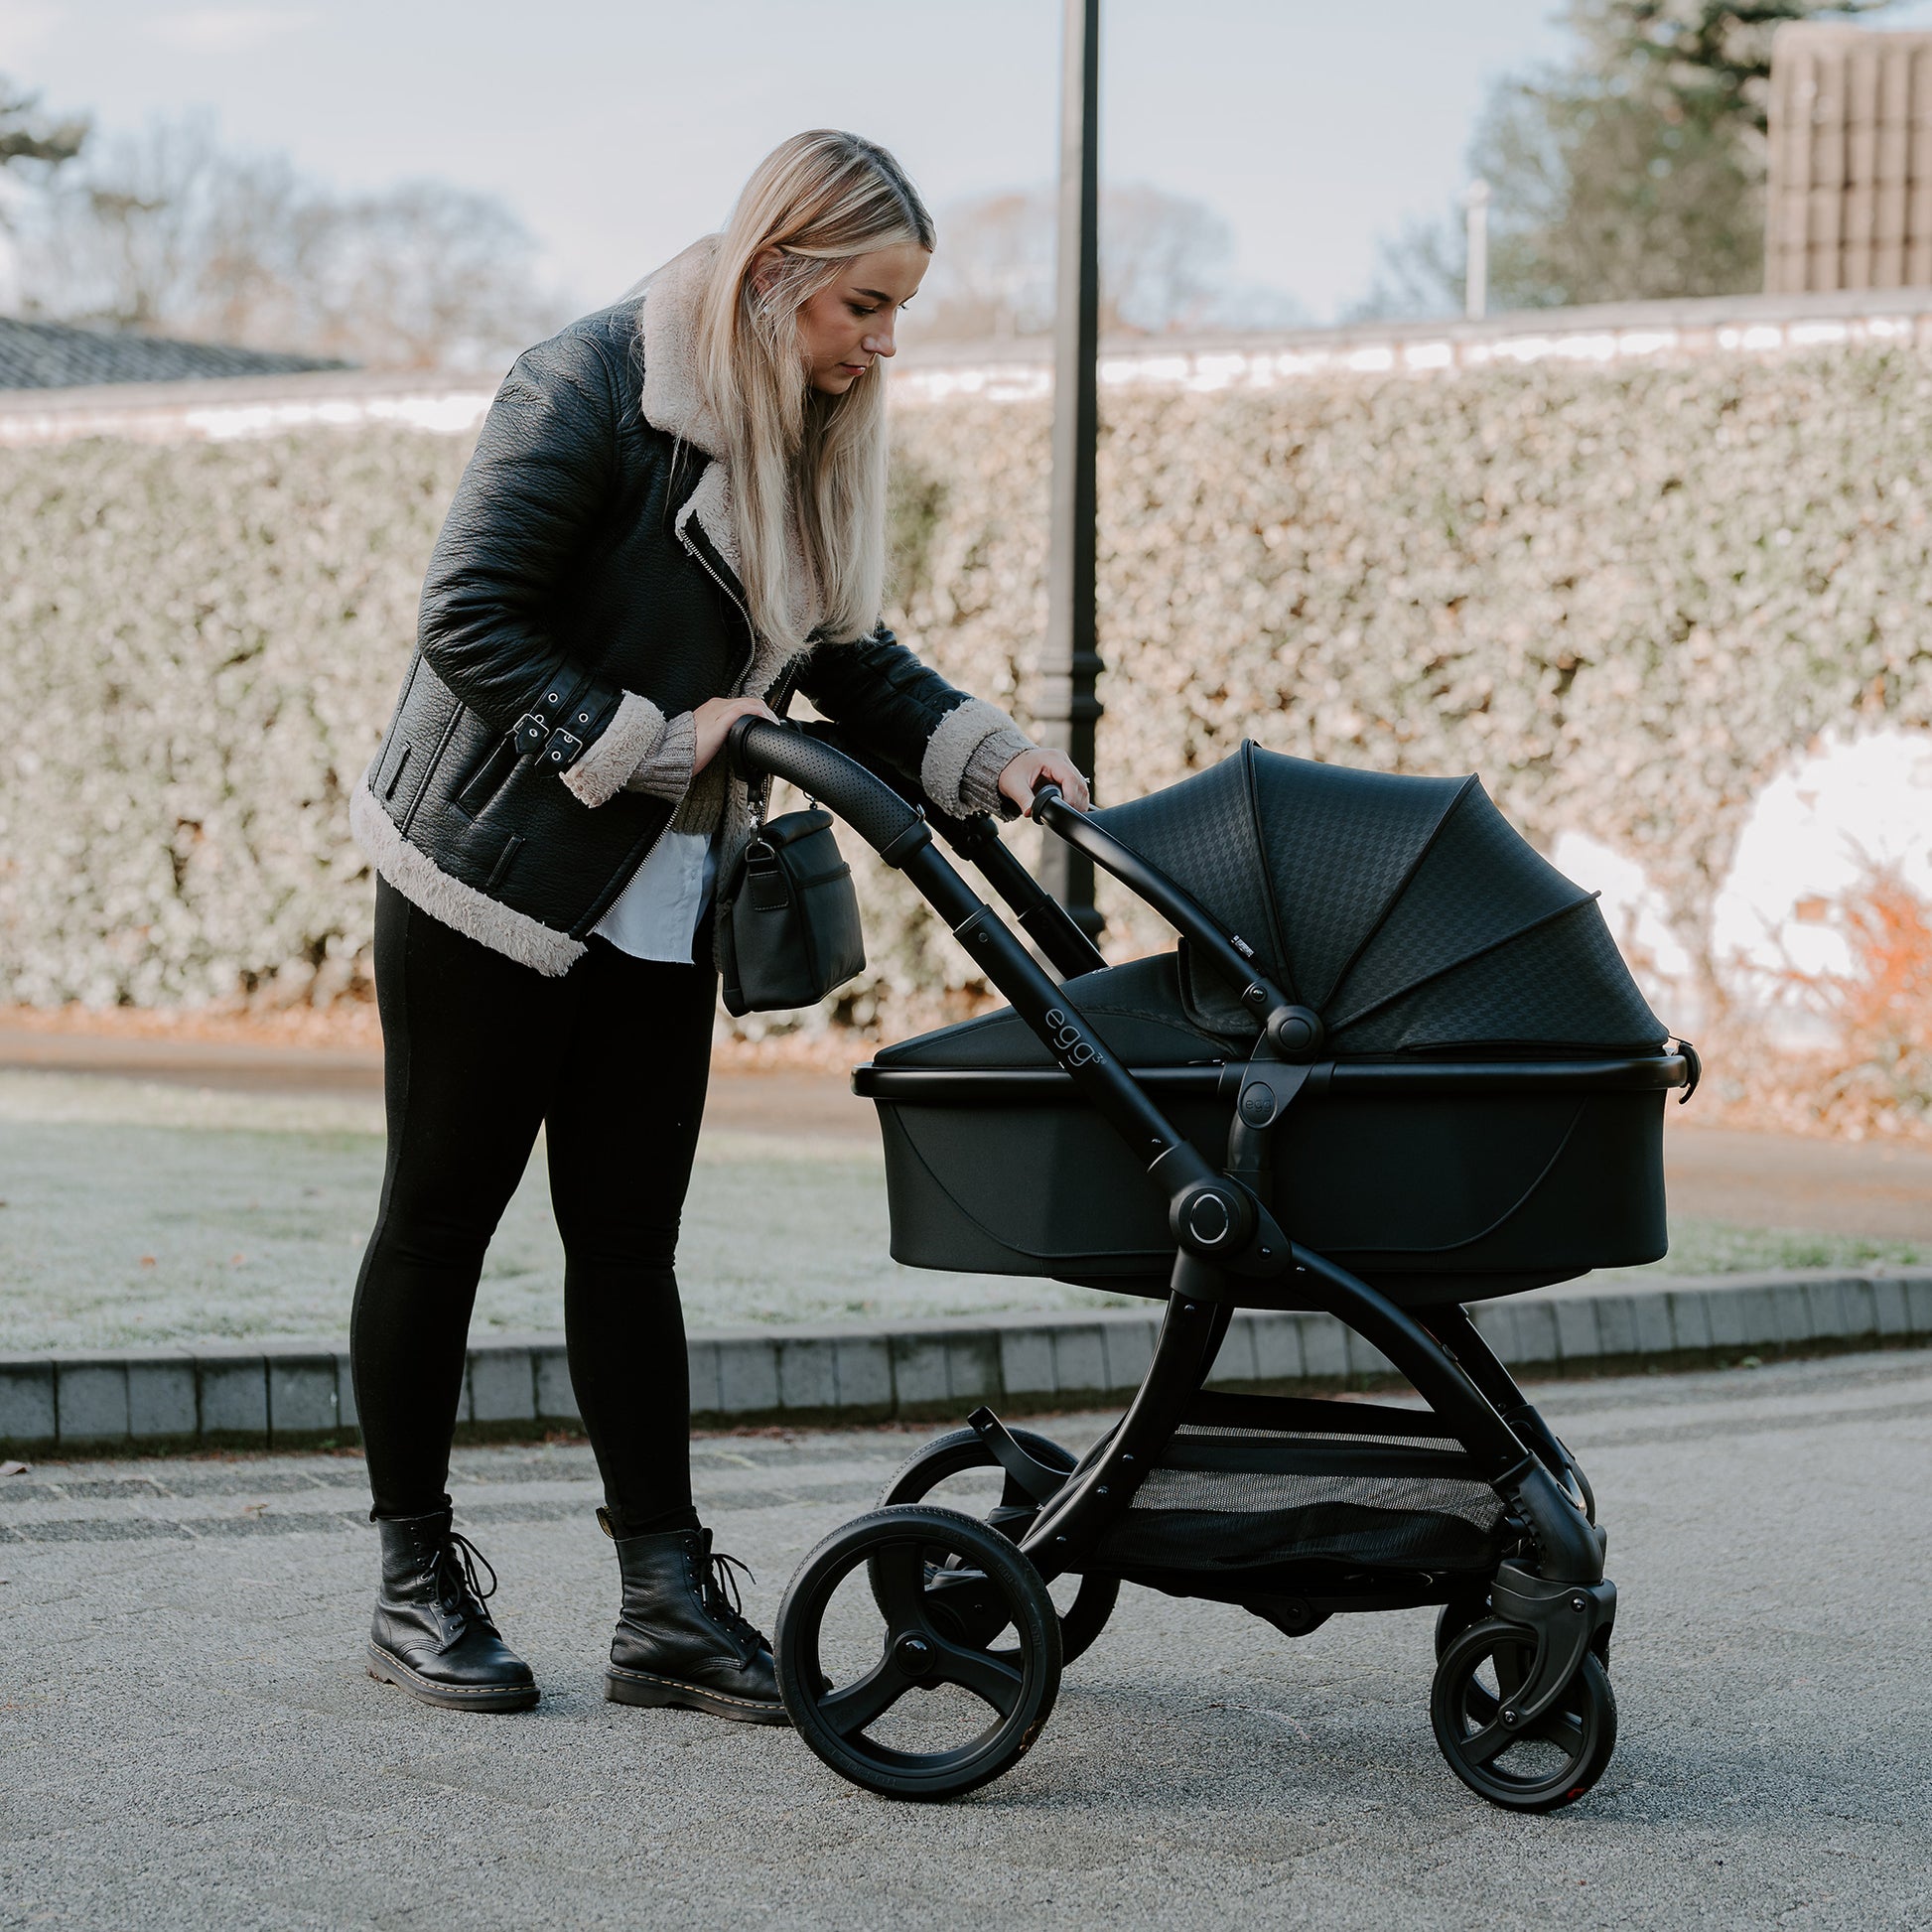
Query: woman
xmin=346 ymin=130 xmax=1088 ymax=1724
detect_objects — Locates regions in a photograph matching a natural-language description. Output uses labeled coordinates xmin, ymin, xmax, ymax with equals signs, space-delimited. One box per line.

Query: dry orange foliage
xmin=1700 ymin=864 xmax=1932 ymax=1145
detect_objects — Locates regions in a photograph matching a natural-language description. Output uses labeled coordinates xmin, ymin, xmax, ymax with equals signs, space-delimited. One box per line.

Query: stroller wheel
xmin=1431 ymin=1616 xmax=1617 ymax=1813
xmin=775 ymin=1503 xmax=1063 ymax=1801
xmin=875 ymin=1427 xmax=1120 ymax=1663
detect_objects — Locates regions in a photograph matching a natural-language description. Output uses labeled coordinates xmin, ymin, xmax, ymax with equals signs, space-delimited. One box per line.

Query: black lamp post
xmin=1037 ymin=0 xmax=1103 ymax=940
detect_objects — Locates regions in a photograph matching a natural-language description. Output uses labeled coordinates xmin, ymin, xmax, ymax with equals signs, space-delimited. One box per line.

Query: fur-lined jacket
xmin=350 ymin=237 xmax=1032 ymax=977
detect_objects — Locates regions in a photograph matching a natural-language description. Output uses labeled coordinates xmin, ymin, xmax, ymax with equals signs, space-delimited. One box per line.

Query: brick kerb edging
xmin=4 ymin=1268 xmax=1928 ymax=1453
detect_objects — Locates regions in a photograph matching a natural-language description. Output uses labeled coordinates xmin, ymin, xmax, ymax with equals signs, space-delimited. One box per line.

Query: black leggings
xmin=350 ymin=877 xmax=714 ymax=1534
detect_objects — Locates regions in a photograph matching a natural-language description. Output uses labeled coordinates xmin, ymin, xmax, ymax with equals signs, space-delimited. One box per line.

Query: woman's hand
xmin=691 ymin=695 xmax=779 ymax=775
xmin=998 ymin=747 xmax=1091 ymax=816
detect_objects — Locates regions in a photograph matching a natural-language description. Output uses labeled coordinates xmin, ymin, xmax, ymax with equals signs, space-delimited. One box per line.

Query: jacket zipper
xmin=578 ymin=509 xmax=759 ymax=939
xmin=677 ymin=520 xmax=786 ymax=843
xmin=678 ymin=522 xmax=759 ymax=692
xmin=571 ymin=526 xmax=738 ymax=938
xmin=576 ymin=802 xmax=678 ymax=938
xmin=401 ymin=704 xmax=467 ymax=839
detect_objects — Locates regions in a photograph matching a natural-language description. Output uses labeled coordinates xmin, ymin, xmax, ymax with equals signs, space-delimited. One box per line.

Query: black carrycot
xmin=857 ymin=743 xmax=1680 ymax=1306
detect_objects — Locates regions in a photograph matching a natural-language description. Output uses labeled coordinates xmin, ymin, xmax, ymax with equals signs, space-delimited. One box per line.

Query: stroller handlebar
xmin=729 ymin=719 xmax=1107 ymax=975
xmin=727 ymin=718 xmax=929 ymax=862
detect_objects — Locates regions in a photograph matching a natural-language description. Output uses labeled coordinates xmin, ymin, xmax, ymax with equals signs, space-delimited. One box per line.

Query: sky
xmin=11 ymin=0 xmax=1932 ymax=326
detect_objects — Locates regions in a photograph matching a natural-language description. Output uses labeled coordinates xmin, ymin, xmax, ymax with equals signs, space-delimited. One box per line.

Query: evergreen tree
xmin=0 ymin=76 xmax=86 ymax=207
xmin=1360 ymin=1 xmax=1888 ymax=316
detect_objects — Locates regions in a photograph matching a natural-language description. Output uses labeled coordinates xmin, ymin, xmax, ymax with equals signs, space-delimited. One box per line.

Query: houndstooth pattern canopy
xmin=1088 ymin=743 xmax=1666 ymax=1056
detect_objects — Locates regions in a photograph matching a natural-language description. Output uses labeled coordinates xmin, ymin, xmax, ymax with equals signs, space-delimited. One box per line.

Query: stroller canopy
xmin=1089 ymin=743 xmax=1665 ymax=1056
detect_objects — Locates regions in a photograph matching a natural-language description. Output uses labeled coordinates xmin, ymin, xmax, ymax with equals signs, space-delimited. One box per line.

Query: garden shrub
xmin=6 ymin=346 xmax=1931 ymax=1036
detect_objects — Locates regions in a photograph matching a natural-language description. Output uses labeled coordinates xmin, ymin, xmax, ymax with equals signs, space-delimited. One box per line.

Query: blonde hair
xmin=695 ymin=130 xmax=934 ymax=647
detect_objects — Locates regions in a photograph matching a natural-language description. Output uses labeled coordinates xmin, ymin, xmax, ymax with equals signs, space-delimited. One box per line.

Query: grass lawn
xmin=4 ymin=1068 xmax=1922 ymax=1351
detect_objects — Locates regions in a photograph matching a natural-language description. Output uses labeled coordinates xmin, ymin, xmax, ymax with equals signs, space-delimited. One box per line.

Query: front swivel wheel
xmin=775 ymin=1504 xmax=1063 ymax=1801
xmin=1431 ymin=1616 xmax=1617 ymax=1812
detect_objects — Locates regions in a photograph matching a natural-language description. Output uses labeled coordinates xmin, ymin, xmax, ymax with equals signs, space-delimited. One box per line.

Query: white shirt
xmin=592 ymin=828 xmax=717 ymax=965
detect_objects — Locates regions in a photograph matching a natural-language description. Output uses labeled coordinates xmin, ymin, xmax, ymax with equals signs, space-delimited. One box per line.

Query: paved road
xmin=0 ymin=1023 xmax=857 ymax=1140
xmin=3 ymin=1350 xmax=1928 ymax=1929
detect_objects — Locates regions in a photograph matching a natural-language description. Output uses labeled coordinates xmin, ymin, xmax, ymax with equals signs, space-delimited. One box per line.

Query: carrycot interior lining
xmin=876 ymin=952 xmax=1243 ymax=1070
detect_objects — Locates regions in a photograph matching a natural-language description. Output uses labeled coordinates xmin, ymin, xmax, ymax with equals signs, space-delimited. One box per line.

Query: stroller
xmin=728 ymin=722 xmax=1696 ymax=1812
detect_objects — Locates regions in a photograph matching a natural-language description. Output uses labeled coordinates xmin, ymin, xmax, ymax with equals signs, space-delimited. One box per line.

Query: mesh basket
xmin=1096 ymin=1425 xmax=1507 ymax=1576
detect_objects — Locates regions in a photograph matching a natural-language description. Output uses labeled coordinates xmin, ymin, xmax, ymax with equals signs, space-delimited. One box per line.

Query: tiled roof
xmin=0 ymin=316 xmax=350 ymax=391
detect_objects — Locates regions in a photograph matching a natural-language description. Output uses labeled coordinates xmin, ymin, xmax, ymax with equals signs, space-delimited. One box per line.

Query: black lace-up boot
xmin=603 ymin=1519 xmax=787 ymax=1725
xmin=366 ymin=1508 xmax=539 ymax=1713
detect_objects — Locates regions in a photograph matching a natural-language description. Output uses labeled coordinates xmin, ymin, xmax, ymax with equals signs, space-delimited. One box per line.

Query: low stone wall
xmin=4 ymin=1269 xmax=1926 ymax=1454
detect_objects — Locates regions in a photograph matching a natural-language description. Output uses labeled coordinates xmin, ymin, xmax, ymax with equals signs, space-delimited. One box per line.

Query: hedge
xmin=5 ymin=345 xmax=1931 ymax=1030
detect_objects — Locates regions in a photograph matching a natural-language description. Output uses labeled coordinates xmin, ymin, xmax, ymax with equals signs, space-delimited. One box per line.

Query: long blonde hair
xmin=695 ymin=130 xmax=934 ymax=647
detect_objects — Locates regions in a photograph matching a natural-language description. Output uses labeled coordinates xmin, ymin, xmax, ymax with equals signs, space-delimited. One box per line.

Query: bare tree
xmin=1102 ymin=184 xmax=1233 ymax=334
xmin=18 ymin=114 xmax=229 ymax=330
xmin=916 ymin=191 xmax=1057 ymax=339
xmin=14 ymin=111 xmax=567 ymax=369
xmin=316 ymin=182 xmax=559 ymax=368
xmin=916 ymin=183 xmax=1299 ymax=341
xmin=0 ymin=74 xmax=85 ymax=299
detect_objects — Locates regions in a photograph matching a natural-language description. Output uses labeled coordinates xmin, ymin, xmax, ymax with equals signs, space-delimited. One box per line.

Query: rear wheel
xmin=776 ymin=1504 xmax=1062 ymax=1800
xmin=875 ymin=1427 xmax=1119 ymax=1665
xmin=1431 ymin=1616 xmax=1617 ymax=1812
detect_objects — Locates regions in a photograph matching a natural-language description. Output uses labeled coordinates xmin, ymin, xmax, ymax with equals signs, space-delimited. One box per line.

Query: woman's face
xmin=785 ymin=242 xmax=929 ymax=395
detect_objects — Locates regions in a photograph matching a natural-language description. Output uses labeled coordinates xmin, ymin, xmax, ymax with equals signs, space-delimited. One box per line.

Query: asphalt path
xmin=3 ymin=1350 xmax=1929 ymax=1930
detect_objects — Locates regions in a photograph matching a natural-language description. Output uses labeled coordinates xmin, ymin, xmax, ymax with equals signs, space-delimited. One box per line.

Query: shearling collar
xmin=641 ymin=236 xmax=729 ymax=463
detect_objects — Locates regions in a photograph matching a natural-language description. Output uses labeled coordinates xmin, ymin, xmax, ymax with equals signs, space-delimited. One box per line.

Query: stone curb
xmin=4 ymin=1268 xmax=1929 ymax=1455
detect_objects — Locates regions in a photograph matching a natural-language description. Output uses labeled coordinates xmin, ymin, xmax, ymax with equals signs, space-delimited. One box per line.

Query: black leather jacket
xmin=352 ymin=302 xmax=1009 ymax=975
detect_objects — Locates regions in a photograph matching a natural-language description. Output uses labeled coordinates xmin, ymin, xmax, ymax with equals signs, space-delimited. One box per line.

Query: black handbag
xmin=718 ymin=808 xmax=867 ymax=1016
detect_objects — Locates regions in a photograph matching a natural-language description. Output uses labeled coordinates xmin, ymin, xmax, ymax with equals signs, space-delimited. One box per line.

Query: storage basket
xmin=1095 ymin=1422 xmax=1508 ymax=1576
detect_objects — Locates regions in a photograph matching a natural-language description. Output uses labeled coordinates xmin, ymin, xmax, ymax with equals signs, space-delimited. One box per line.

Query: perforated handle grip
xmin=727 ymin=717 xmax=925 ymax=856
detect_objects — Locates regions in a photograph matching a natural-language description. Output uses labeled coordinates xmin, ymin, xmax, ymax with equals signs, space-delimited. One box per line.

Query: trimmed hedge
xmin=6 ymin=346 xmax=1931 ymax=1025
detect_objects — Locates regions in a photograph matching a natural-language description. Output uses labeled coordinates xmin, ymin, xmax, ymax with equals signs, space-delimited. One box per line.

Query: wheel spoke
xmin=929 ymin=1636 xmax=1025 ymax=1717
xmin=1492 ymin=1643 xmax=1530 ymax=1701
xmin=817 ymin=1656 xmax=913 ymax=1739
xmin=1458 ymin=1716 xmax=1514 ymax=1767
xmin=1462 ymin=1682 xmax=1499 ymax=1725
xmin=1528 ymin=1710 xmax=1587 ymax=1759
xmin=870 ymin=1539 xmax=929 ymax=1628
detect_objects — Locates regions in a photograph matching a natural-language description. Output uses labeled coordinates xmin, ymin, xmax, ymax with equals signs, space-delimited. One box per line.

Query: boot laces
xmin=699 ymin=1544 xmax=766 ymax=1651
xmin=430 ymin=1530 xmax=498 ymax=1624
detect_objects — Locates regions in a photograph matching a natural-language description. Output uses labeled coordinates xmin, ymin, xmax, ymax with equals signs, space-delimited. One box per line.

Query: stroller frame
xmin=732 ymin=720 xmax=1682 ymax=1810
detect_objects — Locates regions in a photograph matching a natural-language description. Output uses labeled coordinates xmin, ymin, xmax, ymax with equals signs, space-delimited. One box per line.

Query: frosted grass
xmin=3 ymin=1071 xmax=1918 ymax=1351
xmin=0 ymin=1070 xmax=1135 ymax=1350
